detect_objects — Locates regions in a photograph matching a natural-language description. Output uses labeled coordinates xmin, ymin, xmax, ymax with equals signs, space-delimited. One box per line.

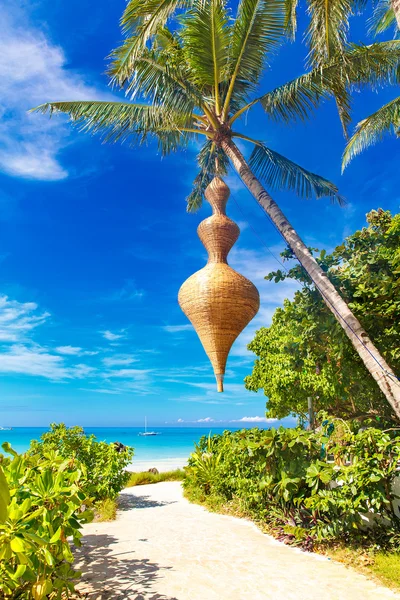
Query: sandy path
xmin=75 ymin=482 xmax=399 ymax=600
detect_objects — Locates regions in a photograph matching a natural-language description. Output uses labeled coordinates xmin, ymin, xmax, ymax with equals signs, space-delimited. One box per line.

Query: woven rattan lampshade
xmin=178 ymin=177 xmax=260 ymax=392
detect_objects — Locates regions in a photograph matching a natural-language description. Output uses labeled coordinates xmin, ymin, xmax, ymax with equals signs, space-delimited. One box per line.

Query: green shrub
xmin=95 ymin=498 xmax=117 ymax=522
xmin=184 ymin=421 xmax=400 ymax=548
xmin=125 ymin=469 xmax=185 ymax=487
xmin=29 ymin=424 xmax=134 ymax=501
xmin=184 ymin=434 xmax=221 ymax=494
xmin=0 ymin=443 xmax=93 ymax=599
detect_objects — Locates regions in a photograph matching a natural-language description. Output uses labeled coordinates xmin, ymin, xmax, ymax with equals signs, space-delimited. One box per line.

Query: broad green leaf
xmin=10 ymin=536 xmax=27 ymax=553
xmin=32 ymin=579 xmax=53 ymax=600
xmin=0 ymin=466 xmax=10 ymax=522
xmin=50 ymin=527 xmax=62 ymax=543
xmin=1 ymin=442 xmax=18 ymax=457
xmin=0 ymin=542 xmax=12 ymax=560
xmin=42 ymin=547 xmax=55 ymax=566
xmin=13 ymin=564 xmax=27 ymax=580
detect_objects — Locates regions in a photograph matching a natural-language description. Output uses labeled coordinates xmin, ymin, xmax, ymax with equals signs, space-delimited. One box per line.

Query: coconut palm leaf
xmin=249 ymin=143 xmax=345 ymax=203
xmin=305 ymin=0 xmax=354 ymax=67
xmin=180 ymin=0 xmax=231 ymax=109
xmin=342 ymin=96 xmax=400 ymax=168
xmin=33 ymin=5 xmax=398 ymax=207
xmin=31 ymin=101 xmax=201 ymax=154
xmin=249 ymin=41 xmax=400 ymax=125
xmin=368 ymin=0 xmax=398 ymax=36
xmin=108 ymin=0 xmax=190 ymax=84
xmin=121 ymin=49 xmax=204 ymax=116
xmin=222 ymin=0 xmax=286 ymax=117
xmin=283 ymin=0 xmax=298 ymax=39
xmin=187 ymin=140 xmax=229 ymax=211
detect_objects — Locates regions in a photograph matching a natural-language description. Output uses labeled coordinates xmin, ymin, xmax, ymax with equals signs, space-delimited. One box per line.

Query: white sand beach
xmin=75 ymin=481 xmax=400 ymax=600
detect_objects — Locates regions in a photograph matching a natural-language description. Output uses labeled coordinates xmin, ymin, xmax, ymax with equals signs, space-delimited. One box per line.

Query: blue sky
xmin=0 ymin=0 xmax=398 ymax=427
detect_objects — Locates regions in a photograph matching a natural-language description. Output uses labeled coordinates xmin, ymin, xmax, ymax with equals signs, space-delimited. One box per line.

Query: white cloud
xmin=0 ymin=295 xmax=50 ymax=342
xmin=102 ymin=330 xmax=126 ymax=341
xmin=105 ymin=368 xmax=151 ymax=380
xmin=0 ymin=2 xmax=110 ymax=180
xmin=56 ymin=345 xmax=82 ymax=355
xmin=0 ymin=294 xmax=98 ymax=381
xmin=72 ymin=364 xmax=96 ymax=378
xmin=102 ymin=355 xmax=137 ymax=367
xmin=0 ymin=344 xmax=95 ymax=381
xmin=1 ymin=149 xmax=68 ymax=181
xmin=0 ymin=344 xmax=68 ymax=379
xmin=100 ymin=280 xmax=145 ymax=302
xmin=55 ymin=345 xmax=98 ymax=356
xmin=196 ymin=417 xmax=214 ymax=422
xmin=163 ymin=324 xmax=193 ymax=333
xmin=177 ymin=418 xmax=184 ymax=423
xmin=230 ymin=416 xmax=278 ymax=423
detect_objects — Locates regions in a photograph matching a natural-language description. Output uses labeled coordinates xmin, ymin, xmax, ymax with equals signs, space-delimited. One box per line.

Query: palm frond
xmin=334 ymin=84 xmax=352 ymax=136
xmin=187 ymin=140 xmax=229 ymax=211
xmin=108 ymin=0 xmax=189 ymax=85
xmin=153 ymin=26 xmax=181 ymax=52
xmin=368 ymin=0 xmax=398 ymax=36
xmin=180 ymin=0 xmax=231 ymax=107
xmin=223 ymin=0 xmax=286 ymax=115
xmin=255 ymin=41 xmax=400 ymax=124
xmin=305 ymin=0 xmax=354 ymax=67
xmin=258 ymin=74 xmax=329 ymax=122
xmin=249 ymin=143 xmax=345 ymax=203
xmin=284 ymin=0 xmax=299 ymax=39
xmin=32 ymin=101 xmax=197 ymax=154
xmin=342 ymin=96 xmax=400 ymax=168
xmin=122 ymin=49 xmax=203 ymax=115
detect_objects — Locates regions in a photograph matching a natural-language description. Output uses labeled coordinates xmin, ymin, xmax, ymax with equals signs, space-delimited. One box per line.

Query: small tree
xmin=29 ymin=423 xmax=134 ymax=501
xmin=246 ymin=209 xmax=400 ymax=424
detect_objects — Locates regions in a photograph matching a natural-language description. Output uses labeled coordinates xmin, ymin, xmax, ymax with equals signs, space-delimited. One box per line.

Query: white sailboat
xmin=138 ymin=417 xmax=159 ymax=436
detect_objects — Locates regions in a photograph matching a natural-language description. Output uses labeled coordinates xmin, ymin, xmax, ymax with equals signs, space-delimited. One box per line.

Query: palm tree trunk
xmin=222 ymin=138 xmax=400 ymax=420
xmin=392 ymin=0 xmax=400 ymax=29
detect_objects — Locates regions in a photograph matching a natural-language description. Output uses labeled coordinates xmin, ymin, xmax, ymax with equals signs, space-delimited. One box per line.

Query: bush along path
xmin=0 ymin=424 xmax=134 ymax=599
xmin=74 ymin=481 xmax=399 ymax=600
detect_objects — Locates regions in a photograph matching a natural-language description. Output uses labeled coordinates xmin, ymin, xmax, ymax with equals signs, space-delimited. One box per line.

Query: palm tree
xmin=342 ymin=1 xmax=399 ymax=166
xmin=33 ymin=0 xmax=400 ymax=418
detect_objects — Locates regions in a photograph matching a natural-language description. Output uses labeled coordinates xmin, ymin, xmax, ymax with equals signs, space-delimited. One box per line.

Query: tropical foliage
xmin=32 ymin=0 xmax=400 ymax=210
xmin=343 ymin=96 xmax=399 ymax=167
xmin=245 ymin=209 xmax=400 ymax=424
xmin=29 ymin=423 xmax=134 ymax=502
xmin=369 ymin=0 xmax=399 ymax=36
xmin=0 ymin=443 xmax=93 ymax=599
xmin=184 ymin=423 xmax=400 ymax=548
xmin=342 ymin=0 xmax=399 ymax=166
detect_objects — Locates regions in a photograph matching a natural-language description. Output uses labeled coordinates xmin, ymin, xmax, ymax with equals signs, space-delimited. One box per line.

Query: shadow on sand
xmin=118 ymin=494 xmax=178 ymax=511
xmin=75 ymin=534 xmax=178 ymax=600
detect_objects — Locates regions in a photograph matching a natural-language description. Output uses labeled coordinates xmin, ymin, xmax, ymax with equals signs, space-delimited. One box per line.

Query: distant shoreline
xmin=128 ymin=457 xmax=188 ymax=473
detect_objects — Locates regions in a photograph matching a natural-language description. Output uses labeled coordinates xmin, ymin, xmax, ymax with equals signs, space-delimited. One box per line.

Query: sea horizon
xmin=0 ymin=422 xmax=295 ymax=471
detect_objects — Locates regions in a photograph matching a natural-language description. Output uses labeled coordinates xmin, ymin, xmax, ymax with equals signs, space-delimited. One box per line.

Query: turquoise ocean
xmin=0 ymin=426 xmax=273 ymax=470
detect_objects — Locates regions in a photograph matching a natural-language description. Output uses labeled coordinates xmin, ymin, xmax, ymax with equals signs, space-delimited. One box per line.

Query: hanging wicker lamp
xmin=178 ymin=177 xmax=260 ymax=392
